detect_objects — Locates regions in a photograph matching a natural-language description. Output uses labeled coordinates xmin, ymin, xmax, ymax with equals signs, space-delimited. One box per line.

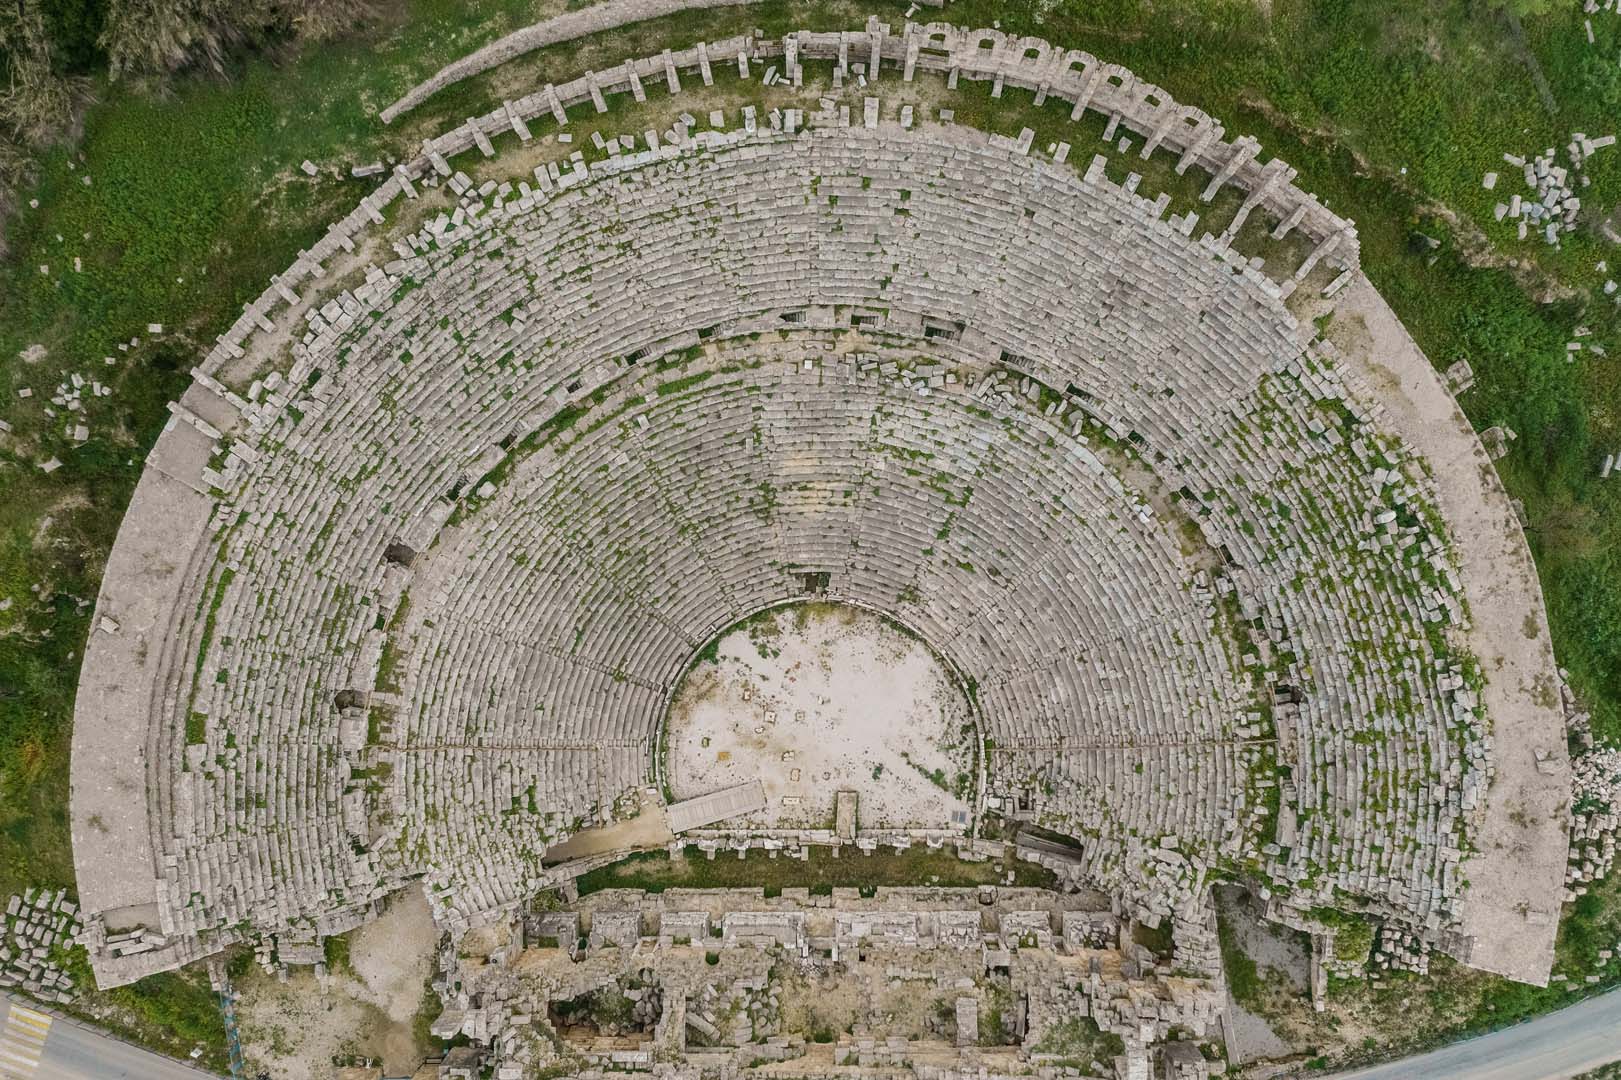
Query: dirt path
xmin=238 ymin=884 xmax=439 ymax=1078
xmin=544 ymin=788 xmax=675 ymax=862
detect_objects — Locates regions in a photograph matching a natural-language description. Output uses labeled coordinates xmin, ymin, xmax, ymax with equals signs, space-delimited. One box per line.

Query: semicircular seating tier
xmin=68 ymin=22 xmax=1568 ymax=991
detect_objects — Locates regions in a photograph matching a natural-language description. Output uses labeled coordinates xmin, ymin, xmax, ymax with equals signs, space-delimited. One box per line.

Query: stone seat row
xmin=137 ymin=123 xmax=1433 ymax=953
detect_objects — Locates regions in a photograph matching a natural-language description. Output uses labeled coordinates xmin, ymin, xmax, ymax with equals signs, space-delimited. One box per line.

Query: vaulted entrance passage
xmin=662 ymin=602 xmax=978 ymax=833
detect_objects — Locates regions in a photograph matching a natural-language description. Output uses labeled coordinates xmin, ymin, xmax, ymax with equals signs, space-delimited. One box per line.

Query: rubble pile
xmin=1566 ymin=744 xmax=1621 ymax=900
xmin=1370 ymin=925 xmax=1430 ymax=975
xmin=1 ymin=889 xmax=81 ymax=1002
xmin=1489 ymin=133 xmax=1614 ymax=244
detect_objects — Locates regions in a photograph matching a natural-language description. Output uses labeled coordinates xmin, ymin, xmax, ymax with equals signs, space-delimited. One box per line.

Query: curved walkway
xmin=1327 ymin=987 xmax=1621 ymax=1080
xmin=379 ymin=0 xmax=763 ymax=122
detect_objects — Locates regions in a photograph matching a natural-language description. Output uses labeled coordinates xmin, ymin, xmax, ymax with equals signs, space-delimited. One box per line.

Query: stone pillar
xmin=247 ymin=302 xmax=276 ymax=333
xmin=904 ymin=40 xmax=919 ymax=82
xmin=1223 ymin=159 xmax=1296 ymax=241
xmin=1070 ymin=67 xmax=1104 ymax=121
xmin=422 ymin=140 xmax=451 ymax=177
xmin=868 ymin=24 xmax=884 ymax=81
xmin=1293 ymin=229 xmax=1347 ymax=283
xmin=1201 ymin=136 xmax=1260 ymax=202
xmin=1271 ymin=202 xmax=1308 ymax=240
xmin=392 ymin=165 xmax=417 ymax=199
xmin=545 ymin=84 xmax=567 ymax=127
xmin=1175 ymin=124 xmax=1220 ymax=175
xmin=737 ymin=49 xmax=749 ymax=78
xmin=504 ymin=101 xmax=532 ymax=143
xmin=465 ymin=117 xmax=495 ymax=157
xmin=586 ymin=71 xmax=608 ymax=113
xmin=697 ymin=42 xmax=713 ymax=86
xmin=1141 ymin=108 xmax=1179 ymax=159
xmin=626 ymin=61 xmax=646 ymax=103
xmin=662 ymin=49 xmax=681 ymax=94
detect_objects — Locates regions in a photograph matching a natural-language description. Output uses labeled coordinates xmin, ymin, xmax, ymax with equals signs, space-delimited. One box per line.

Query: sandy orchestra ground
xmin=666 ymin=604 xmax=976 ymax=831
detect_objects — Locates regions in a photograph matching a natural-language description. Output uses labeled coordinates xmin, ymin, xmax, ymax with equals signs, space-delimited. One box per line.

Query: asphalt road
xmin=0 ymin=992 xmax=215 ymax=1080
xmin=1330 ymin=988 xmax=1621 ymax=1080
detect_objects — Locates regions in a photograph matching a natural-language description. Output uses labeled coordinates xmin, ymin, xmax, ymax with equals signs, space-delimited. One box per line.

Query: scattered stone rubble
xmin=1492 ymin=133 xmax=1614 ymax=245
xmin=1 ymin=890 xmax=81 ymax=1003
xmin=1567 ymin=700 xmax=1621 ymax=901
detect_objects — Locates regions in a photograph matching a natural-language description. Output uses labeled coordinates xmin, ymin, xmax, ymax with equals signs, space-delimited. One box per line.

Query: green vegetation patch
xmin=575 ymin=844 xmax=1054 ymax=896
xmin=1031 ymin=1015 xmax=1127 ymax=1067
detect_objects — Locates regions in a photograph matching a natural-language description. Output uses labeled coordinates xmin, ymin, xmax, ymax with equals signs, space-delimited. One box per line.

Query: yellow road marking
xmin=0 ymin=1004 xmax=51 ymax=1078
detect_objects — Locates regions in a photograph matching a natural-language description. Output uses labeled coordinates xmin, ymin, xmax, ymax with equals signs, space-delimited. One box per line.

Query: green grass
xmin=575 ymin=844 xmax=1055 ymax=895
xmin=1216 ymin=913 xmax=1263 ymax=1008
xmin=55 ymin=947 xmax=229 ymax=1071
xmin=1575 ymin=1062 xmax=1621 ymax=1080
xmin=1030 ymin=1015 xmax=1127 ymax=1066
xmin=323 ymin=931 xmax=353 ymax=974
xmin=1132 ymin=918 xmax=1176 ymax=959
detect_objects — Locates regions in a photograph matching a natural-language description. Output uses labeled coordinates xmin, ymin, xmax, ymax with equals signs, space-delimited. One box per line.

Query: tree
xmin=98 ymin=0 xmax=373 ymax=79
xmin=0 ymin=1 xmax=93 ymax=142
xmin=0 ymin=1 xmax=94 ymax=252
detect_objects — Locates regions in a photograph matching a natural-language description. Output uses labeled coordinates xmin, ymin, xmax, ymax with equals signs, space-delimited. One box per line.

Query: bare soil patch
xmin=666 ymin=603 xmax=975 ymax=830
xmin=238 ymin=884 xmax=439 ymax=1078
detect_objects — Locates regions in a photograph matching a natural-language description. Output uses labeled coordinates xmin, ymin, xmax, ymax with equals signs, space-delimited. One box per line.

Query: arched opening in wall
xmin=661 ymin=601 xmax=981 ymax=835
xmin=333 ymin=689 xmax=368 ymax=711
xmin=383 ymin=540 xmax=417 ymax=567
